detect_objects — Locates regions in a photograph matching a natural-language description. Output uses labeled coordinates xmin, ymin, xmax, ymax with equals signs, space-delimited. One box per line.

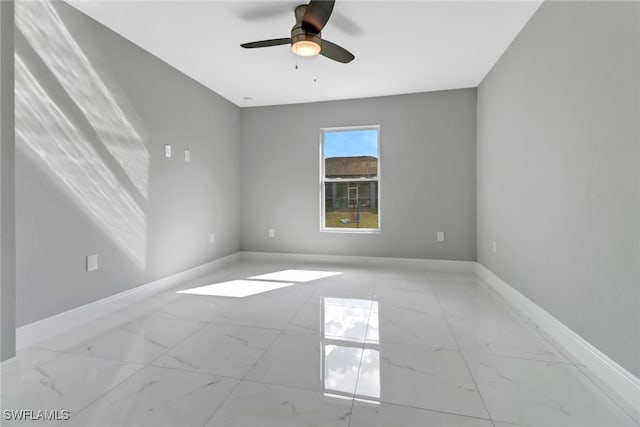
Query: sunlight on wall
xmin=15 ymin=54 xmax=146 ymax=268
xmin=16 ymin=0 xmax=150 ymax=199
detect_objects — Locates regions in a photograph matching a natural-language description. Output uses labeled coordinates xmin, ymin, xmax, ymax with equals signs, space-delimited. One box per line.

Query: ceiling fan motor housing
xmin=291 ymin=25 xmax=321 ymax=47
xmin=292 ymin=4 xmax=321 ymax=47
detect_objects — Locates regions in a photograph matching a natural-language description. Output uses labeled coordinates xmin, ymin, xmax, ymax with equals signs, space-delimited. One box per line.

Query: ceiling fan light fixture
xmin=240 ymin=1 xmax=354 ymax=63
xmin=291 ymin=39 xmax=321 ymax=56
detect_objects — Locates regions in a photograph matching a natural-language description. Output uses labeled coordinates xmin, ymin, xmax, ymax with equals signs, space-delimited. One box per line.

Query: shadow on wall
xmin=14 ymin=0 xmax=149 ymax=268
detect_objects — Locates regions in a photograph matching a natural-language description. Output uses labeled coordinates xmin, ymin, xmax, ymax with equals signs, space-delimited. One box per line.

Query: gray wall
xmin=477 ymin=1 xmax=640 ymax=376
xmin=14 ymin=1 xmax=240 ymax=327
xmin=1 ymin=0 xmax=16 ymax=361
xmin=240 ymin=90 xmax=477 ymax=260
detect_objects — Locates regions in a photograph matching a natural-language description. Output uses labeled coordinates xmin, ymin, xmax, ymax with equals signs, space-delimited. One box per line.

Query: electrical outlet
xmin=437 ymin=231 xmax=445 ymax=242
xmin=209 ymin=232 xmax=215 ymax=244
xmin=492 ymin=241 xmax=497 ymax=253
xmin=268 ymin=229 xmax=275 ymax=238
xmin=184 ymin=149 xmax=191 ymax=162
xmin=87 ymin=254 xmax=98 ymax=272
xmin=164 ymin=144 xmax=172 ymax=158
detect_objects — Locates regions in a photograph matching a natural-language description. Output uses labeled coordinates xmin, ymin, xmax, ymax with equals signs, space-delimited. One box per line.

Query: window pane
xmin=324 ymin=181 xmax=378 ymax=229
xmin=324 ymin=129 xmax=378 ymax=178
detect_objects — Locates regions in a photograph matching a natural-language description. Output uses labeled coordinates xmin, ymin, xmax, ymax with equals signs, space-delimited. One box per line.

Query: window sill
xmin=320 ymin=228 xmax=381 ymax=235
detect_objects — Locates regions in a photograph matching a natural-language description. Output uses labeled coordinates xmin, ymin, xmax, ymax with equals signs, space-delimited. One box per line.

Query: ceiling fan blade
xmin=241 ymin=38 xmax=291 ymax=49
xmin=320 ymin=39 xmax=354 ymax=63
xmin=302 ymin=0 xmax=335 ymax=33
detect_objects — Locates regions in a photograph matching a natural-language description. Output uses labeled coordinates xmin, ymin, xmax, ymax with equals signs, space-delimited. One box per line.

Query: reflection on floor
xmin=1 ymin=261 xmax=637 ymax=426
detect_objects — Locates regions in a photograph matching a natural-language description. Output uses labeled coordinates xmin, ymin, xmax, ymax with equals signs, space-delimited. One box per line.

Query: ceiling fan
xmin=240 ymin=0 xmax=355 ymax=64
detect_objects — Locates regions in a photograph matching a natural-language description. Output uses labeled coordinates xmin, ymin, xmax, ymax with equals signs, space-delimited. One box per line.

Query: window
xmin=321 ymin=126 xmax=380 ymax=232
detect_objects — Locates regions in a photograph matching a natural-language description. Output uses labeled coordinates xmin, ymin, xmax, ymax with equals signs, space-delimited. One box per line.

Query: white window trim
xmin=320 ymin=125 xmax=381 ymax=234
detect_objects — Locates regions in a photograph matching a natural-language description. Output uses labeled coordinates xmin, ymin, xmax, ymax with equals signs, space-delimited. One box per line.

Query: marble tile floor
xmin=1 ymin=261 xmax=637 ymax=427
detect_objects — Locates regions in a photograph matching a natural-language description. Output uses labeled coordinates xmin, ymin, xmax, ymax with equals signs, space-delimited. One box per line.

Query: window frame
xmin=319 ymin=125 xmax=381 ymax=234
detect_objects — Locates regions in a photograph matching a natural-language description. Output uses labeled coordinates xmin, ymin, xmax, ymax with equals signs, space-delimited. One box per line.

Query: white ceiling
xmin=67 ymin=0 xmax=542 ymax=107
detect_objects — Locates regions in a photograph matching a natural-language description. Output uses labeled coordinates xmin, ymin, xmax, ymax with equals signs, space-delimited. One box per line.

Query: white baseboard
xmin=16 ymin=253 xmax=240 ymax=349
xmin=0 ymin=356 xmax=17 ymax=369
xmin=476 ymin=263 xmax=640 ymax=417
xmin=239 ymin=251 xmax=476 ymax=273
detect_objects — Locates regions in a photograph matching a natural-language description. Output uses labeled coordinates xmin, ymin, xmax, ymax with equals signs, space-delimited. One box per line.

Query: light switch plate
xmin=437 ymin=231 xmax=445 ymax=242
xmin=185 ymin=149 xmax=191 ymax=162
xmin=164 ymin=144 xmax=172 ymax=158
xmin=268 ymin=229 xmax=275 ymax=238
xmin=209 ymin=232 xmax=215 ymax=243
xmin=87 ymin=254 xmax=98 ymax=272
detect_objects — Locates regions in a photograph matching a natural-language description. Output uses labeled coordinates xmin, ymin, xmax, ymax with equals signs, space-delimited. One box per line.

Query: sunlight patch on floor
xmin=177 ymin=280 xmax=296 ymax=298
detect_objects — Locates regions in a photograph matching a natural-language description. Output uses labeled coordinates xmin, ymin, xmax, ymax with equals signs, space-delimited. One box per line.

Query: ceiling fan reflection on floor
xmin=240 ymin=0 xmax=355 ymax=64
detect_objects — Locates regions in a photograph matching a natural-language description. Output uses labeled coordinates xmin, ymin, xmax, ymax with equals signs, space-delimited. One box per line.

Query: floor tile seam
xmin=200 ymin=375 xmax=244 ymax=427
xmin=41 ymin=348 xmax=150 ymax=368
xmin=280 ymin=293 xmax=324 ymax=333
xmin=363 ymin=396 xmax=492 ymax=419
xmin=429 ymin=278 xmax=498 ymax=427
xmin=145 ymin=310 xmax=272 ymax=427
xmin=20 ymin=318 xmax=139 ymax=357
xmin=573 ymin=365 xmax=640 ymax=426
xmin=373 ymin=340 xmax=460 ymax=352
xmin=479 ymin=320 xmax=577 ymax=366
xmin=194 ymin=295 xmax=308 ymax=383
xmin=238 ymin=376 xmax=329 ymax=395
xmin=286 ymin=292 xmax=335 ymax=337
xmin=200 ymin=300 xmax=302 ymax=427
xmin=133 ymin=311 xmax=212 ymax=328
xmin=472 ymin=279 xmax=563 ymax=345
xmin=458 ymin=349 xmax=576 ymax=366
xmin=441 ymin=309 xmax=543 ymax=328
xmin=304 ymin=291 xmax=377 ymax=303
xmin=228 ymin=290 xmax=330 ymax=408
xmin=201 ymin=319 xmax=289 ymax=333
xmin=347 ymin=299 xmax=376 ymax=427
xmin=20 ymin=346 xmax=75 ymax=357
xmin=57 ymin=314 xmax=216 ymax=425
xmin=434 ymin=296 xmax=497 ymax=426
xmin=371 ymin=304 xmax=445 ymax=318
xmin=437 ymin=299 xmax=575 ymax=365
xmin=13 ymin=344 xmax=150 ymax=371
xmin=373 ymin=288 xmax=435 ymax=297
xmin=525 ymin=322 xmax=588 ymax=369
xmin=283 ymin=324 xmax=321 ymax=336
xmin=55 ymin=355 xmax=151 ymax=426
xmin=140 ymin=316 xmax=212 ymax=363
xmin=354 ymin=399 xmax=497 ymax=424
xmin=202 ymin=300 xmax=311 ymax=425
xmin=52 ymin=314 xmax=210 ymax=363
xmin=140 ymin=363 xmax=246 ymax=382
